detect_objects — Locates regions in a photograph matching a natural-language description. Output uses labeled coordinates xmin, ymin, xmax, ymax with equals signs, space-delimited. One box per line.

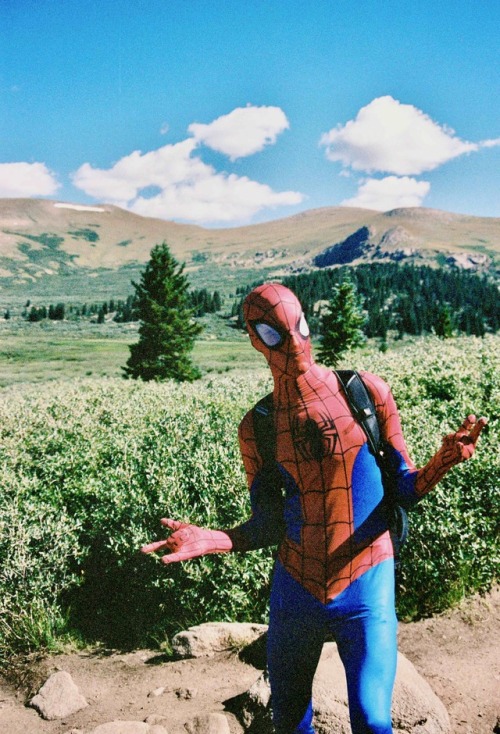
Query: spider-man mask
xmin=244 ymin=283 xmax=314 ymax=378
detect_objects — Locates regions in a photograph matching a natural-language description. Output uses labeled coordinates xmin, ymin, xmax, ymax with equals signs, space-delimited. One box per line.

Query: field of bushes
xmin=0 ymin=335 xmax=498 ymax=661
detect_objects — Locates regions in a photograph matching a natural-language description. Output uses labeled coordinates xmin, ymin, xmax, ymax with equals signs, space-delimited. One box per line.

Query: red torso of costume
xmin=237 ymin=283 xmax=417 ymax=603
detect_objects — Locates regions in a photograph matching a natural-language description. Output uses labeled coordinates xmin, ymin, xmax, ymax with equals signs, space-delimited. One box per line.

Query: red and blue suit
xmin=142 ymin=284 xmax=486 ymax=734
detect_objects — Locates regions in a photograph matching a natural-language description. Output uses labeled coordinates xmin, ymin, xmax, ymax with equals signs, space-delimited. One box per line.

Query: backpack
xmin=335 ymin=370 xmax=409 ymax=565
xmin=252 ymin=370 xmax=408 ymax=565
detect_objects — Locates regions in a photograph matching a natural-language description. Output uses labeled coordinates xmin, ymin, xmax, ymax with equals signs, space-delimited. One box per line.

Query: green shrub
xmin=353 ymin=335 xmax=499 ymax=617
xmin=0 ymin=335 xmax=497 ymax=657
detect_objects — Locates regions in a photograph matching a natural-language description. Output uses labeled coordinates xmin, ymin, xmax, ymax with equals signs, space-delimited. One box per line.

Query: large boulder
xmin=226 ymin=642 xmax=451 ymax=734
xmin=29 ymin=670 xmax=88 ymax=721
xmin=172 ymin=622 xmax=268 ymax=659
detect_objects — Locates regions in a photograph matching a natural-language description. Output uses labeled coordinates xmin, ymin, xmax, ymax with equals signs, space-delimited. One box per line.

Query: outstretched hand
xmin=141 ymin=519 xmax=233 ymax=564
xmin=441 ymin=414 xmax=487 ymax=465
xmin=415 ymin=414 xmax=487 ymax=497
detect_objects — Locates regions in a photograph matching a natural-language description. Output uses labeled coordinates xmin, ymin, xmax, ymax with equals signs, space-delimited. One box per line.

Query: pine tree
xmin=27 ymin=306 xmax=42 ymax=322
xmin=435 ymin=304 xmax=454 ymax=338
xmin=213 ymin=290 xmax=222 ymax=311
xmin=317 ymin=277 xmax=366 ymax=367
xmin=49 ymin=303 xmax=65 ymax=320
xmin=123 ymin=243 xmax=202 ymax=381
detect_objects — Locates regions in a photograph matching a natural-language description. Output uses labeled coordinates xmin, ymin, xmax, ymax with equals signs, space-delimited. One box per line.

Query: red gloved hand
xmin=416 ymin=414 xmax=487 ymax=496
xmin=141 ymin=518 xmax=233 ymax=564
xmin=440 ymin=414 xmax=488 ymax=463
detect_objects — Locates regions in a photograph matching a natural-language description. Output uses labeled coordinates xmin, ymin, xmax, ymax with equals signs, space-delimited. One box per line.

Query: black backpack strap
xmin=251 ymin=393 xmax=285 ymax=550
xmin=335 ymin=370 xmax=409 ymax=563
xmin=252 ymin=392 xmax=276 ymax=467
xmin=335 ymin=370 xmax=380 ymax=456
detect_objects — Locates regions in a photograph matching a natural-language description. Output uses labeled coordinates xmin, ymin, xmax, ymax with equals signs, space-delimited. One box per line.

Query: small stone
xmin=29 ymin=671 xmax=88 ymax=721
xmin=148 ymin=686 xmax=166 ymax=698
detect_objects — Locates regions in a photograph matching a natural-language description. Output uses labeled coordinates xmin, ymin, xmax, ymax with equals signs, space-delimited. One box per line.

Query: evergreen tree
xmin=48 ymin=303 xmax=65 ymax=320
xmin=123 ymin=243 xmax=202 ymax=381
xmin=318 ymin=278 xmax=366 ymax=367
xmin=435 ymin=304 xmax=454 ymax=338
xmin=212 ymin=291 xmax=220 ymax=311
xmin=27 ymin=306 xmax=42 ymax=322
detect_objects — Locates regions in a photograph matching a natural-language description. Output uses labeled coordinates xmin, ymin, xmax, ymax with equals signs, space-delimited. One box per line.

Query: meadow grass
xmin=0 ymin=315 xmax=435 ymax=388
xmin=0 ymin=322 xmax=272 ymax=387
xmin=0 ymin=333 xmax=497 ymax=659
xmin=0 ymin=331 xmax=131 ymax=386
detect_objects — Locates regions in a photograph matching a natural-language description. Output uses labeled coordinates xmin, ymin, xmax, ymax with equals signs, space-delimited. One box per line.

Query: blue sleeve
xmin=229 ymin=464 xmax=286 ymax=550
xmin=382 ymin=442 xmax=420 ymax=509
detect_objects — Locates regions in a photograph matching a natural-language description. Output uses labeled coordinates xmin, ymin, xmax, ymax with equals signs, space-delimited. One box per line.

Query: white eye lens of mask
xmin=299 ymin=313 xmax=310 ymax=338
xmin=254 ymin=322 xmax=283 ymax=347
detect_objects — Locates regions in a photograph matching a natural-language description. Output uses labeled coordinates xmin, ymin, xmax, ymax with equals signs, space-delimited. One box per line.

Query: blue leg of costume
xmin=267 ymin=560 xmax=398 ymax=734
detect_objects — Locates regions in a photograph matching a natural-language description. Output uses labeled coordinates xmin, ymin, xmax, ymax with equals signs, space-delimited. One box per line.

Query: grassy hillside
xmin=0 ymin=199 xmax=498 ymax=300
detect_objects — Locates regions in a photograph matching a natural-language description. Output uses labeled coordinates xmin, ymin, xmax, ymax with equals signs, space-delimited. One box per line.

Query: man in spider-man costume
xmin=142 ymin=283 xmax=486 ymax=734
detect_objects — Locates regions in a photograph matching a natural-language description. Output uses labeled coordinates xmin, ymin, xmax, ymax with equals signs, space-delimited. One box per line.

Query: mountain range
xmin=0 ymin=198 xmax=498 ymax=298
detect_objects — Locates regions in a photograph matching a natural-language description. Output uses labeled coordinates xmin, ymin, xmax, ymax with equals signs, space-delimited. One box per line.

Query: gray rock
xmin=225 ymin=671 xmax=273 ymax=733
xmin=147 ymin=686 xmax=166 ymax=698
xmin=172 ymin=622 xmax=268 ymax=659
xmin=29 ymin=671 xmax=88 ymax=721
xmin=227 ymin=643 xmax=451 ymax=734
xmin=92 ymin=722 xmax=168 ymax=734
xmin=392 ymin=654 xmax=450 ymax=734
xmin=184 ymin=712 xmax=231 ymax=733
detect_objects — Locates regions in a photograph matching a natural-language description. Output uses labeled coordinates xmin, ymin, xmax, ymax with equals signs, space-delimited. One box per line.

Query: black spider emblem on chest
xmin=291 ymin=413 xmax=338 ymax=461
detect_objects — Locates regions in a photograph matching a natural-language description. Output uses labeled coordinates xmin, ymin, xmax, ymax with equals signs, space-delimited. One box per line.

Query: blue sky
xmin=1 ymin=0 xmax=499 ymax=226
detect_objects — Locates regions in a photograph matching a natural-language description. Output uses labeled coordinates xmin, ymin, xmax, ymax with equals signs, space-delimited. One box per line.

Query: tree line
xmin=233 ymin=263 xmax=499 ymax=338
xmin=11 ymin=288 xmax=224 ymax=324
xmin=7 ymin=242 xmax=499 ymax=383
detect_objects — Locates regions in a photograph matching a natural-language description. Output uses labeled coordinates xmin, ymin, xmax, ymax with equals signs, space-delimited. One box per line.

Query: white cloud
xmin=72 ymin=130 xmax=303 ymax=224
xmin=72 ymin=139 xmax=207 ymax=203
xmin=0 ymin=161 xmax=60 ymax=197
xmin=160 ymin=122 xmax=169 ymax=135
xmin=320 ymin=96 xmax=479 ymax=175
xmin=131 ymin=174 xmax=302 ymax=223
xmin=188 ymin=105 xmax=289 ymax=160
xmin=479 ymin=137 xmax=500 ymax=149
xmin=341 ymin=176 xmax=430 ymax=211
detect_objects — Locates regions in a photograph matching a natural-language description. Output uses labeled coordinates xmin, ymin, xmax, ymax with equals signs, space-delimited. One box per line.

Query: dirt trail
xmin=1 ymin=587 xmax=498 ymax=734
xmin=398 ymin=585 xmax=500 ymax=734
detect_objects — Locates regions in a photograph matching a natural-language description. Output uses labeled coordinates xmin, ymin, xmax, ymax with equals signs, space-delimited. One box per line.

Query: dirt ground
xmin=0 ymin=586 xmax=498 ymax=734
